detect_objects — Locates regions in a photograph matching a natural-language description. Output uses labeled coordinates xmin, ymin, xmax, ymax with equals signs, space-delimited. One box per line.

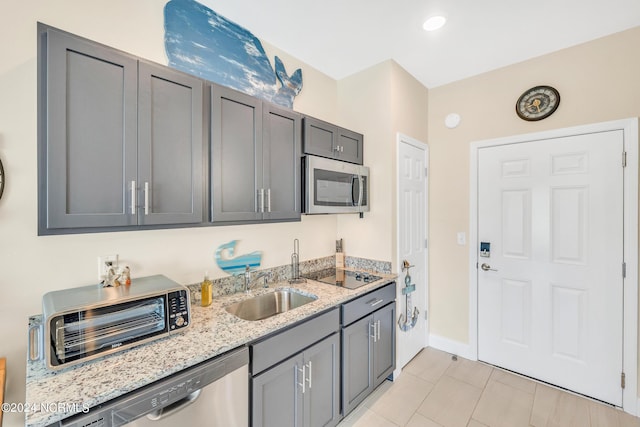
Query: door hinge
xmin=623 ymin=262 xmax=627 ymax=279
xmin=425 ymin=239 xmax=428 ymax=249
xmin=622 ymin=372 xmax=626 ymax=389
xmin=425 ymin=167 xmax=428 ymax=177
xmin=623 ymin=151 xmax=627 ymax=168
xmin=424 ymin=310 xmax=428 ymax=321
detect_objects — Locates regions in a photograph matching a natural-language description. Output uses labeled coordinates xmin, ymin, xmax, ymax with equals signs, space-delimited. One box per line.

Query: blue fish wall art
xmin=164 ymin=0 xmax=303 ymax=108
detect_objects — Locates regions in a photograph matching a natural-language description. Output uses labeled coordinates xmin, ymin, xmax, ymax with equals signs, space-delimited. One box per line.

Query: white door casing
xmin=469 ymin=118 xmax=638 ymax=415
xmin=395 ymin=133 xmax=429 ymax=375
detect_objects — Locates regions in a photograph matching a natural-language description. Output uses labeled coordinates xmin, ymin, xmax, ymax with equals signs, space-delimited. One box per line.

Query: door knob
xmin=481 ymin=263 xmax=497 ymax=272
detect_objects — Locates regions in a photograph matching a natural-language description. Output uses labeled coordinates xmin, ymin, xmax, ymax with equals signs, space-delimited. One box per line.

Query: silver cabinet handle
xmin=256 ymin=189 xmax=265 ymax=213
xmin=297 ymin=364 xmax=306 ymax=394
xmin=267 ymin=188 xmax=271 ymax=213
xmin=334 ymin=146 xmax=340 ymax=152
xmin=376 ymin=320 xmax=381 ymax=341
xmin=370 ymin=321 xmax=377 ymax=343
xmin=340 ymin=146 xmax=344 ymax=152
xmin=144 ymin=182 xmax=149 ymax=215
xmin=367 ymin=298 xmax=384 ymax=307
xmin=306 ymin=361 xmax=312 ymax=389
xmin=481 ymin=263 xmax=497 ymax=271
xmin=131 ymin=181 xmax=136 ymax=215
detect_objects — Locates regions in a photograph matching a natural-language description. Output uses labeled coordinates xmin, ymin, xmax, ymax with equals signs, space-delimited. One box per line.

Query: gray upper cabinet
xmin=138 ymin=61 xmax=204 ymax=226
xmin=211 ymin=84 xmax=301 ymax=223
xmin=211 ymin=84 xmax=263 ymax=222
xmin=263 ymin=103 xmax=302 ymax=221
xmin=38 ymin=24 xmax=204 ymax=234
xmin=303 ymin=116 xmax=363 ymax=165
xmin=39 ymin=25 xmax=138 ymax=232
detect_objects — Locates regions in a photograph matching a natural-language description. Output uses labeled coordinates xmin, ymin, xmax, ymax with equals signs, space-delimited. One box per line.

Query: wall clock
xmin=516 ymin=85 xmax=560 ymax=121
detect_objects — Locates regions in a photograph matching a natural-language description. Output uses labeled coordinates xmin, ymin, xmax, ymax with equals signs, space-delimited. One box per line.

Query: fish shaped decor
xmin=215 ymin=240 xmax=262 ymax=275
xmin=164 ymin=0 xmax=303 ymax=108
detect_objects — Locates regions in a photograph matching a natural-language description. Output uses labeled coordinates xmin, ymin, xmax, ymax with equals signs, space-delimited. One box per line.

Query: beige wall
xmin=336 ymin=61 xmax=428 ymax=267
xmin=0 ymin=2 xmax=344 ymax=426
xmin=427 ymin=26 xmax=640 ymax=343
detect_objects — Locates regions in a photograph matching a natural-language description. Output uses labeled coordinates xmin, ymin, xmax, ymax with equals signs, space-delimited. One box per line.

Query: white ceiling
xmin=198 ymin=0 xmax=640 ymax=88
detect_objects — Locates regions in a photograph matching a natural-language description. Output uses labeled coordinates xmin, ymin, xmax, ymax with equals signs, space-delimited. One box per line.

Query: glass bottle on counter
xmin=201 ymin=272 xmax=213 ymax=307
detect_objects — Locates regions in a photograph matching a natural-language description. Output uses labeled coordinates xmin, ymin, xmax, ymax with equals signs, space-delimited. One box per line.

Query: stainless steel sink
xmin=225 ymin=289 xmax=317 ymax=321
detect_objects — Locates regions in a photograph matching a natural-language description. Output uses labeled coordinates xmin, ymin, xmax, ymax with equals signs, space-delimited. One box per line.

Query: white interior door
xmin=396 ymin=134 xmax=428 ymax=371
xmin=477 ymin=130 xmax=624 ymax=406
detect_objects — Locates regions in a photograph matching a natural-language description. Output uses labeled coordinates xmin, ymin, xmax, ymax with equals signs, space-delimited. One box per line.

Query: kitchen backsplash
xmin=187 ymin=256 xmax=393 ymax=301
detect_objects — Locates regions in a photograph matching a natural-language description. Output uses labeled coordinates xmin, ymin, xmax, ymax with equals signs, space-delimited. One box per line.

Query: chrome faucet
xmin=243 ymin=266 xmax=269 ymax=293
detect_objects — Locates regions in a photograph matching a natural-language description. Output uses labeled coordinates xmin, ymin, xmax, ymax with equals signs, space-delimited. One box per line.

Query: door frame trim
xmin=468 ymin=118 xmax=638 ymax=414
xmin=394 ymin=133 xmax=429 ymax=377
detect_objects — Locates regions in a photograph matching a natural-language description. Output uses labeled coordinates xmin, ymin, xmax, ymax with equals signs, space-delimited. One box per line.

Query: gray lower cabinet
xmin=252 ymin=333 xmax=340 ymax=427
xmin=211 ymin=85 xmax=301 ymax=223
xmin=38 ymin=24 xmax=204 ymax=233
xmin=303 ymin=116 xmax=363 ymax=165
xmin=341 ymin=283 xmax=396 ymax=417
xmin=251 ymin=308 xmax=340 ymax=427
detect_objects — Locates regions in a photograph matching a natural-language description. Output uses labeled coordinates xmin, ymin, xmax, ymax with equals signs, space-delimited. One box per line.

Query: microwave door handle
xmin=351 ymin=176 xmax=358 ymax=206
xmin=357 ymin=175 xmax=364 ymax=207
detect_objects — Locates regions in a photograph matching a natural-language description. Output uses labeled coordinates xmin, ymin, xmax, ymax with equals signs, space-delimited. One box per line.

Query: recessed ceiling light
xmin=423 ymin=15 xmax=447 ymax=32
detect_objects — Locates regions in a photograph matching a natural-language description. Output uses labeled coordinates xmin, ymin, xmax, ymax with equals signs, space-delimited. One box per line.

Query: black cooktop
xmin=302 ymin=268 xmax=382 ymax=289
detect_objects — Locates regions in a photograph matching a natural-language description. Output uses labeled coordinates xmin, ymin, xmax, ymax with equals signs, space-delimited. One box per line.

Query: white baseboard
xmin=428 ymin=333 xmax=475 ymax=361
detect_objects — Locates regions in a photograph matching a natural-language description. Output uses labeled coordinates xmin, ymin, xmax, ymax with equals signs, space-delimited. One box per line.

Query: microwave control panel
xmin=168 ymin=290 xmax=190 ymax=330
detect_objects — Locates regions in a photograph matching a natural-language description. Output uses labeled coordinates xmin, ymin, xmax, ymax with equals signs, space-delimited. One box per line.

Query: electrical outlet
xmin=98 ymin=254 xmax=119 ymax=281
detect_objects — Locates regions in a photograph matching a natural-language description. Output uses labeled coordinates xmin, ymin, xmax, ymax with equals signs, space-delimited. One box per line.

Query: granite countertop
xmin=25 ymin=269 xmax=396 ymax=427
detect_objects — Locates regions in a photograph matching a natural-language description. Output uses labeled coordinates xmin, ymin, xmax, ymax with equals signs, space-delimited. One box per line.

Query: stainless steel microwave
xmin=304 ymin=155 xmax=369 ymax=214
xmin=29 ymin=275 xmax=191 ymax=370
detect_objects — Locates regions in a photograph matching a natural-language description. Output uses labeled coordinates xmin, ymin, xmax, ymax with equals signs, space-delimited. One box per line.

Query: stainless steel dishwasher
xmin=55 ymin=347 xmax=248 ymax=427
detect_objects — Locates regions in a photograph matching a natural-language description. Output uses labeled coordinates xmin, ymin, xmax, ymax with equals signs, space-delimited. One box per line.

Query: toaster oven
xmin=29 ymin=275 xmax=191 ymax=370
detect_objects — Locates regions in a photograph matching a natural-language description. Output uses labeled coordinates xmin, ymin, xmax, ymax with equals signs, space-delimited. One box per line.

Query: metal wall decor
xmin=398 ymin=260 xmax=420 ymax=332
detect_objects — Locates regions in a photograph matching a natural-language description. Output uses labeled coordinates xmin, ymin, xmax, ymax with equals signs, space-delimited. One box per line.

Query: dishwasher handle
xmin=145 ymin=389 xmax=202 ymax=421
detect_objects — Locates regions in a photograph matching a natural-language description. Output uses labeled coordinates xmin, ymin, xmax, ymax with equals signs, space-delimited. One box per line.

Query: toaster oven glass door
xmin=49 ymin=296 xmax=167 ymax=368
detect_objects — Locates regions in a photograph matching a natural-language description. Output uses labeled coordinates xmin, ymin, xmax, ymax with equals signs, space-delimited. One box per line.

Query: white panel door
xmin=477 ymin=130 xmax=624 ymax=406
xmin=396 ymin=135 xmax=428 ymax=370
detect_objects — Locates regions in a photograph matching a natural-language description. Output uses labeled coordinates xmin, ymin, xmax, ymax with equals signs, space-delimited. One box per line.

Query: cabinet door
xmin=337 ymin=128 xmax=363 ymax=165
xmin=304 ymin=333 xmax=340 ymax=427
xmin=263 ymin=103 xmax=301 ymax=221
xmin=252 ymin=354 xmax=304 ymax=427
xmin=341 ymin=315 xmax=374 ymax=417
xmin=138 ymin=61 xmax=204 ymax=225
xmin=211 ymin=84 xmax=263 ymax=222
xmin=303 ymin=117 xmax=338 ymax=160
xmin=373 ymin=302 xmax=396 ymax=387
xmin=41 ymin=26 xmax=137 ymax=232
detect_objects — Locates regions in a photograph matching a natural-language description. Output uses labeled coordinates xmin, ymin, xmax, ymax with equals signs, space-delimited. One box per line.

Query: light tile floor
xmin=338 ymin=347 xmax=640 ymax=427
